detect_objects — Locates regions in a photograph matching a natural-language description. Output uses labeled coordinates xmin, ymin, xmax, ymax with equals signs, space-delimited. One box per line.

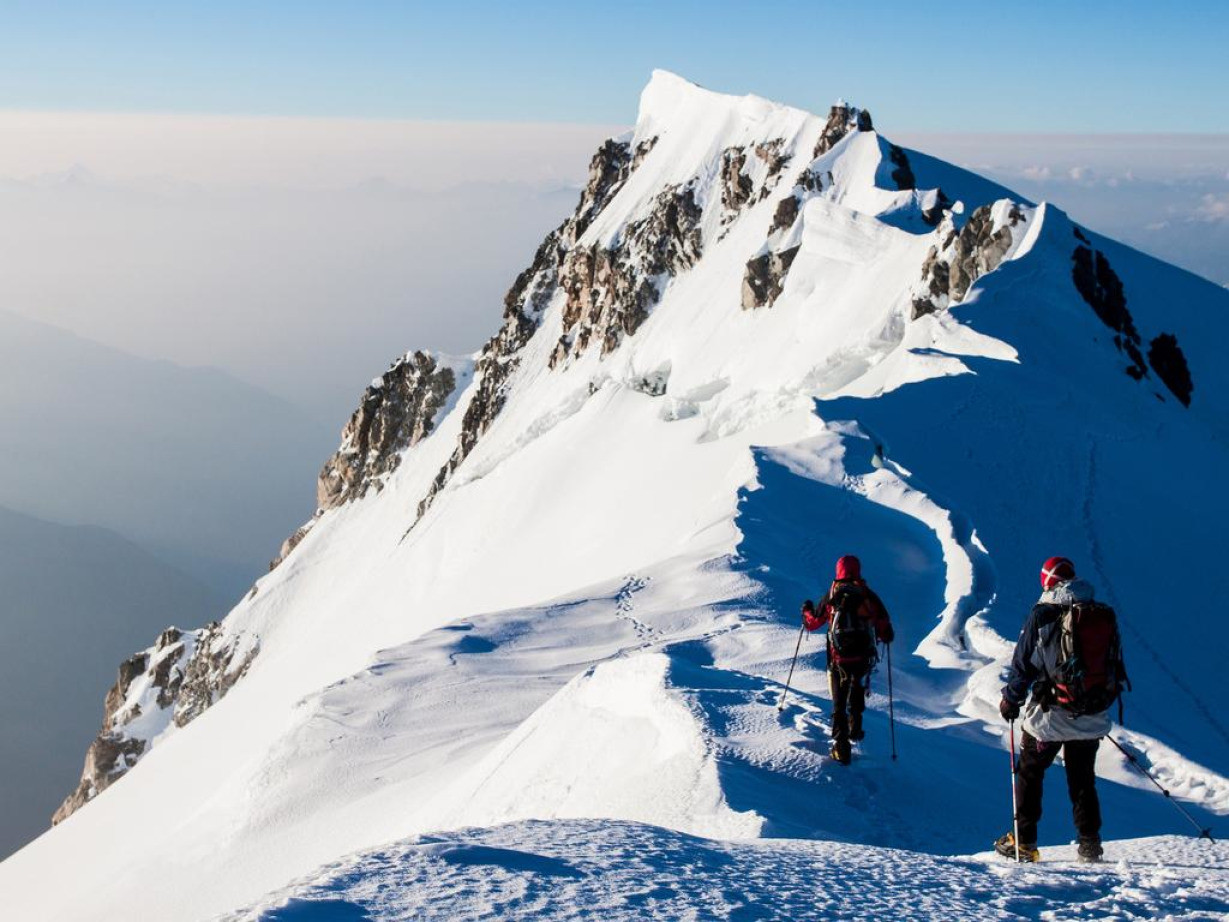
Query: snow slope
xmin=229 ymin=824 xmax=1229 ymax=922
xmin=3 ymin=71 xmax=1228 ymax=921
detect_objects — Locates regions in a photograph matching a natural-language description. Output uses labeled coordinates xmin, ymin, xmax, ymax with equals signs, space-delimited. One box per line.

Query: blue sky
xmin=1 ymin=1 xmax=1226 ymax=131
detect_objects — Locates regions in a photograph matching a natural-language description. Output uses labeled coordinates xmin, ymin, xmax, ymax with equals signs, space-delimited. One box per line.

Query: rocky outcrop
xmin=739 ymin=105 xmax=876 ymax=312
xmin=719 ymin=140 xmax=791 ymax=226
xmin=1148 ymin=333 xmax=1193 ymax=406
xmin=54 ymin=624 xmax=258 ymax=824
xmin=887 ymin=144 xmax=916 ymax=191
xmin=552 ymin=183 xmax=704 ymax=364
xmin=416 ymin=135 xmax=660 ymax=520
xmin=742 ymin=246 xmax=800 ymax=309
xmin=172 ymin=622 xmax=259 ymax=728
xmin=1071 ymin=235 xmax=1193 ymax=404
xmin=911 ymin=203 xmax=1028 ymax=319
xmin=814 ymin=102 xmax=873 ymax=159
xmin=1071 ymin=242 xmax=1148 ymax=378
xmin=269 ymin=351 xmax=462 ymax=571
xmin=317 ymin=352 xmax=460 ymax=510
xmin=770 ymin=195 xmax=799 ymax=235
xmin=720 ymin=147 xmax=755 ymax=216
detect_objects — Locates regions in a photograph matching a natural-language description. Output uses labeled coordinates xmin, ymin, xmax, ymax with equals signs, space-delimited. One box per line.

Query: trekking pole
xmin=1107 ymin=735 xmax=1216 ymax=842
xmin=1010 ymin=720 xmax=1021 ymax=862
xmin=777 ymin=619 xmax=806 ymax=712
xmin=885 ymin=642 xmax=898 ymax=761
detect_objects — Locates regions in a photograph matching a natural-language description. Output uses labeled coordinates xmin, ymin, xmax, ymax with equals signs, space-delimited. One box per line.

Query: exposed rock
xmin=742 ymin=246 xmax=800 ymax=309
xmin=316 ymin=351 xmax=459 ymax=511
xmin=771 ymin=195 xmax=799 ymax=235
xmin=920 ymin=189 xmax=951 ymax=228
xmin=54 ymin=621 xmax=258 ymax=824
xmin=173 ymin=621 xmax=259 ymax=728
xmin=552 ymin=183 xmax=704 ymax=364
xmin=718 ymin=139 xmax=792 ymax=226
xmin=720 ymin=147 xmax=755 ymax=216
xmin=571 ymin=136 xmax=658 ymax=242
xmin=887 ymin=144 xmax=916 ymax=190
xmin=270 ymin=517 xmax=317 ymax=571
xmin=1071 ymin=244 xmax=1149 ymax=380
xmin=1071 ymin=246 xmax=1138 ymax=342
xmin=52 ymin=735 xmax=146 ymax=826
xmin=814 ymin=102 xmax=872 ymax=159
xmin=416 ymin=135 xmax=660 ymax=520
xmin=1069 ymin=236 xmax=1191 ymax=404
xmin=911 ymin=203 xmax=1027 ymax=318
xmin=1148 ymin=333 xmax=1193 ymax=406
xmin=754 ymin=140 xmax=790 ymax=185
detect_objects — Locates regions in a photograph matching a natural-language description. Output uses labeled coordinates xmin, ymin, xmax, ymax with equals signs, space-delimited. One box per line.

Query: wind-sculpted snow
xmin=8 ymin=70 xmax=1229 ymax=922
xmin=227 ymin=823 xmax=1229 ymax=922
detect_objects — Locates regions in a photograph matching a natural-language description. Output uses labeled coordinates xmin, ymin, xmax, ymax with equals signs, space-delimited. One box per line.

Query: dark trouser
xmin=1016 ymin=731 xmax=1102 ymax=845
xmin=828 ymin=661 xmax=869 ymax=744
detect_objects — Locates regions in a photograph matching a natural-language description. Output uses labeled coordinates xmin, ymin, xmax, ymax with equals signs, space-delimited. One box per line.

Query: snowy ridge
xmin=4 ymin=72 xmax=1229 ymax=921
xmin=224 ymin=825 xmax=1228 ymax=922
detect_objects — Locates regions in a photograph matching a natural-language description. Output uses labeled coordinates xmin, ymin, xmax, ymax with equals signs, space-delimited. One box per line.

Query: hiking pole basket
xmin=1107 ymin=734 xmax=1216 ymax=842
xmin=777 ymin=619 xmax=806 ymax=711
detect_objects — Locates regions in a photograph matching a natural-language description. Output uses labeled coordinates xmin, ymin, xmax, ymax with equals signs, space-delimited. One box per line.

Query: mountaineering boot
xmin=850 ymin=711 xmax=865 ymax=742
xmin=994 ymin=832 xmax=1040 ymax=863
xmin=830 ymin=739 xmax=852 ymax=765
xmin=1077 ymin=838 xmax=1104 ymax=863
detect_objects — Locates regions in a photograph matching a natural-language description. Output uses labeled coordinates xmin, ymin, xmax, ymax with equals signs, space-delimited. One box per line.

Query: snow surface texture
xmin=4 ymin=70 xmax=1229 ymax=921
xmin=230 ymin=825 xmax=1229 ymax=922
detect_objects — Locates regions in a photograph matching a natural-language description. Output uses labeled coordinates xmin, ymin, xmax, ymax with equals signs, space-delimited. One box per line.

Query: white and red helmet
xmin=1040 ymin=556 xmax=1076 ymax=590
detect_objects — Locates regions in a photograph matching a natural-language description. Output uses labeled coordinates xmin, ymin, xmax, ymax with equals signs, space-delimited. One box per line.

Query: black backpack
xmin=827 ymin=584 xmax=877 ymax=660
xmin=1047 ymin=601 xmax=1128 ymax=716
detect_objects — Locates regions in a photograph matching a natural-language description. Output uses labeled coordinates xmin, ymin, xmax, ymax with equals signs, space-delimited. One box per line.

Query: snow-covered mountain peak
xmin=11 ymin=73 xmax=1229 ymax=921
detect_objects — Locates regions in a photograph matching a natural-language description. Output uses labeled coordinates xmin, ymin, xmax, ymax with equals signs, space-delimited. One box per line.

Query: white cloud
xmin=1194 ymin=192 xmax=1229 ymax=222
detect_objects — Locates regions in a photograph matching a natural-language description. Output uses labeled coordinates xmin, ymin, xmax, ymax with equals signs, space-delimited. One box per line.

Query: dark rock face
xmin=553 ymin=183 xmax=704 ymax=364
xmin=721 ymin=147 xmax=755 ymax=216
xmin=52 ymin=734 xmax=146 ymax=825
xmin=269 ymin=351 xmax=460 ymax=571
xmin=771 ymin=195 xmax=799 ymax=235
xmin=1069 ymin=231 xmax=1192 ymax=405
xmin=740 ymin=106 xmax=874 ymax=310
xmin=316 ymin=352 xmax=459 ymax=511
xmin=172 ymin=622 xmax=258 ymax=728
xmin=741 ymin=246 xmax=800 ymax=310
xmin=814 ymin=103 xmax=872 ymax=159
xmin=755 ymin=140 xmax=791 ymax=182
xmin=54 ymin=621 xmax=258 ymax=824
xmin=920 ymin=190 xmax=952 ymax=229
xmin=887 ymin=144 xmax=916 ymax=190
xmin=719 ymin=140 xmax=791 ymax=227
xmin=912 ymin=204 xmax=1026 ymax=319
xmin=1148 ymin=333 xmax=1193 ymax=406
xmin=1072 ymin=246 xmax=1138 ymax=341
xmin=1071 ymin=243 xmax=1148 ymax=380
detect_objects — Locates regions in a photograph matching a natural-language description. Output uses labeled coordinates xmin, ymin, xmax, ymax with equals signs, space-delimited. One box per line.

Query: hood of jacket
xmin=1039 ymin=577 xmax=1096 ymax=606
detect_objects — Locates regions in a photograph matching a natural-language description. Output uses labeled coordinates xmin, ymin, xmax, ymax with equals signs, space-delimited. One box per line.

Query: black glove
xmin=802 ymin=599 xmax=814 ymax=615
xmin=880 ymin=624 xmax=895 ymax=645
xmin=1000 ymin=697 xmax=1020 ymax=722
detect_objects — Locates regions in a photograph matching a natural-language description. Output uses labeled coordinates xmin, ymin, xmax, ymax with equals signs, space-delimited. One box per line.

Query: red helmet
xmin=1040 ymin=556 xmax=1075 ymax=590
xmin=835 ymin=555 xmax=862 ymax=580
